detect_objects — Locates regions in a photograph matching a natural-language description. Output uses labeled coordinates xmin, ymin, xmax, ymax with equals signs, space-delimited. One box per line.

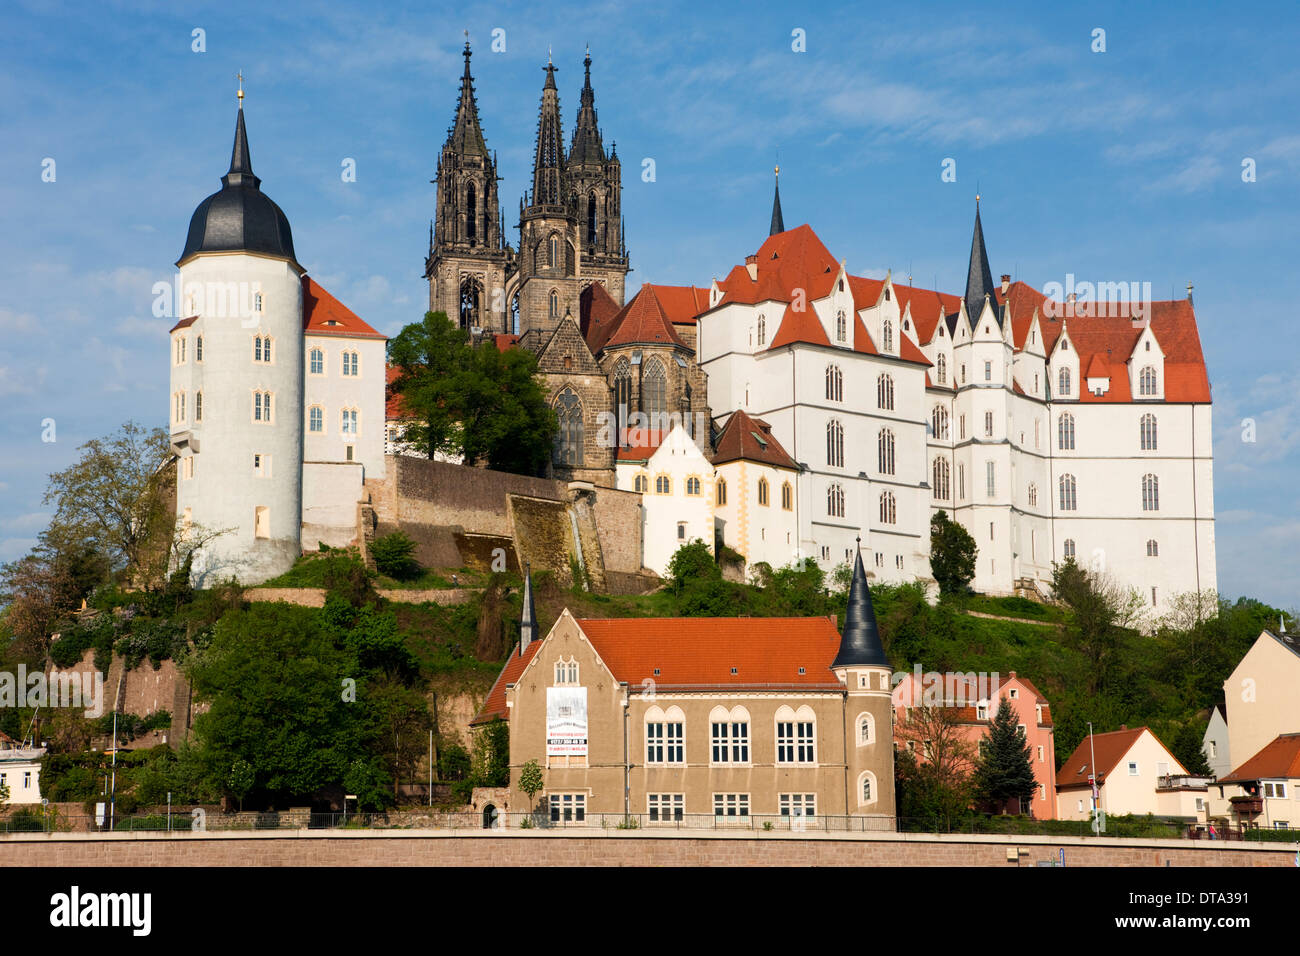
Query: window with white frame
xmin=826 ymin=419 xmax=844 ymax=467
xmin=254 ymin=334 xmax=272 ymax=363
xmin=645 ymin=719 xmax=684 ymax=765
xmin=1059 ymin=474 xmax=1077 ymax=511
xmin=174 ymin=336 xmax=186 ymax=365
xmin=826 ymin=364 xmax=843 ymax=401
xmin=174 ymin=391 xmax=186 ymax=424
xmin=932 ymin=456 xmax=950 ymax=500
xmin=656 ymin=474 xmax=671 ymax=495
xmin=310 ymin=348 xmax=324 ymax=375
xmin=549 ymin=793 xmax=586 ymax=823
xmin=835 ymin=310 xmax=847 ymax=343
xmin=1058 ymin=412 xmax=1075 ymax=450
xmin=685 ymin=476 xmax=701 ymax=496
xmin=1264 ymin=782 xmax=1288 ymax=799
xmin=827 ymin=483 xmax=845 ymax=518
xmin=713 ymin=793 xmax=749 ymax=819
xmin=858 ymin=771 xmax=877 ymax=806
xmin=776 ymin=720 xmax=815 ymax=764
xmin=309 ymin=406 xmax=323 ymax=433
xmin=253 ymin=454 xmax=270 ymax=478
xmin=554 ymin=657 xmax=579 ymax=685
xmin=1140 ymin=413 xmax=1157 ymax=450
xmin=879 ymin=490 xmax=896 ymax=524
xmin=1128 ymin=761 xmax=1139 ymax=776
xmin=986 ymin=460 xmax=996 ymax=498
xmin=932 ymin=405 xmax=949 ymax=440
xmin=984 ymin=360 xmax=992 ymax=381
xmin=878 ymin=428 xmax=895 ymax=475
xmin=857 ymin=713 xmax=874 ymax=745
xmin=877 ymin=373 xmax=895 ymax=410
xmin=253 ymin=390 xmax=273 ymax=423
xmin=1139 ymin=365 xmax=1157 ymax=396
xmin=1063 ymin=538 xmax=1076 ymax=560
xmin=936 ymin=354 xmax=947 ymax=385
xmin=984 ymin=410 xmax=994 ymax=437
xmin=710 ymin=715 xmax=750 ymax=764
xmin=195 ymin=391 xmax=203 ymax=423
xmin=342 ymin=350 xmax=359 ymax=376
xmin=1142 ymin=473 xmax=1159 ymax=511
xmin=882 ymin=319 xmax=893 ymax=352
xmin=1058 ymin=366 xmax=1071 ymax=396
xmin=1146 ymin=539 xmax=1159 ymax=557
xmin=647 ymin=794 xmax=684 ymax=823
xmin=196 ymin=335 xmax=203 ymax=361
xmin=341 ymin=408 xmax=358 ymax=436
xmin=779 ymin=793 xmax=816 ymax=820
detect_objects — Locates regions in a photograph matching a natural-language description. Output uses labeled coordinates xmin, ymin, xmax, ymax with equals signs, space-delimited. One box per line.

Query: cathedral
xmin=424 ymin=43 xmax=711 ymax=485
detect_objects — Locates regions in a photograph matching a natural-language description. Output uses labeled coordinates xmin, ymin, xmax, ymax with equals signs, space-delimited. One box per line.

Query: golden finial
xmin=237 ymin=71 xmax=244 ymax=108
xmin=775 ymin=164 xmax=780 ymax=177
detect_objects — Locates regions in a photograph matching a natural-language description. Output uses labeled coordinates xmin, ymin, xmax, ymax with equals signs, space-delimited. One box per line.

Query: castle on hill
xmin=167 ymin=45 xmax=1216 ymax=609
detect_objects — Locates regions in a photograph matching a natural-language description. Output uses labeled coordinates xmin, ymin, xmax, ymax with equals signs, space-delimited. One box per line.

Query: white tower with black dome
xmin=170 ymin=90 xmax=304 ymax=585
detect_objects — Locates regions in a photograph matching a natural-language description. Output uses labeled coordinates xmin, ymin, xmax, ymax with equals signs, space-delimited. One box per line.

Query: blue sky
xmin=2 ymin=0 xmax=1297 ymax=609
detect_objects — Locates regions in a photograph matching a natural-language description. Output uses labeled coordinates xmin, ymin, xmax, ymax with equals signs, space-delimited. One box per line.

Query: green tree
xmin=973 ymin=698 xmax=1038 ymax=814
xmin=470 ymin=719 xmax=510 ymax=788
xmin=388 ymin=311 xmax=558 ymax=476
xmin=666 ymin=540 xmax=719 ymax=596
xmin=930 ymin=511 xmax=977 ymax=596
xmin=518 ymin=759 xmax=544 ymax=813
xmin=370 ymin=531 xmax=421 ymax=581
xmin=894 ymin=705 xmax=978 ymax=831
xmin=228 ymin=759 xmax=255 ymax=811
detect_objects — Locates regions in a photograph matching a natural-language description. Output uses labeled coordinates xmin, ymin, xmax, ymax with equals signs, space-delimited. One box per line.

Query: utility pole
xmin=109 ymin=709 xmax=118 ymax=831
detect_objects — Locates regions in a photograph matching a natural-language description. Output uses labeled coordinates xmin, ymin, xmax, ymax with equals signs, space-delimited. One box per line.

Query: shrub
xmin=370 ymin=532 xmax=422 ymax=581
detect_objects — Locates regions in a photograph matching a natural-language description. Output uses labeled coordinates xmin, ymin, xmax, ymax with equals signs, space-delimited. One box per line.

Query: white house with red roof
xmin=169 ymin=101 xmax=389 ymax=584
xmin=710 ymin=409 xmax=801 ymax=572
xmin=613 ymin=423 xmax=716 ymax=575
xmin=691 ymin=187 xmax=1215 ymax=604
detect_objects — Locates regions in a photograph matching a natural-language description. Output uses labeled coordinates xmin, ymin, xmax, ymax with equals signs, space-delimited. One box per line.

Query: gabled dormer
xmin=1049 ymin=322 xmax=1079 ymax=400
xmin=816 ymin=262 xmax=855 ymax=349
xmin=1085 ymin=352 xmax=1111 ymax=397
xmin=1129 ymin=324 xmax=1165 ymax=400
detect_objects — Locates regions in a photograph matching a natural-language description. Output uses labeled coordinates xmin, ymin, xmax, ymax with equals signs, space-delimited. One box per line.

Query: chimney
xmin=745 ymin=255 xmax=758 ymax=281
xmin=1067 ymin=292 xmax=1077 ymax=304
xmin=1000 ymin=274 xmax=1010 ymax=294
xmin=1120 ymin=724 xmax=1127 ymax=731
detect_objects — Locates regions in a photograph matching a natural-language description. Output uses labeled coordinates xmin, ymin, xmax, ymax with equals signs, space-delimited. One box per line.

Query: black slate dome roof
xmin=178 ymin=106 xmax=298 ymax=267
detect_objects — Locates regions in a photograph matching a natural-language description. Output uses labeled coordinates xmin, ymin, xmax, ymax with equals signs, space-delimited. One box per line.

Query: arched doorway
xmin=482 ymin=803 xmax=497 ymax=829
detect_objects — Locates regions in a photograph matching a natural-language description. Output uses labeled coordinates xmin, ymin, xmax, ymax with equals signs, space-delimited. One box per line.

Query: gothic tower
xmin=514 ymin=56 xmax=586 ymax=336
xmin=426 ymin=41 xmax=513 ymax=332
xmin=565 ymin=49 xmax=630 ymax=302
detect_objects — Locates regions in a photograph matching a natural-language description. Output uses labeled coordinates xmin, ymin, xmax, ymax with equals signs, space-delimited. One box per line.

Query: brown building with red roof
xmin=470 ymin=557 xmax=896 ymax=828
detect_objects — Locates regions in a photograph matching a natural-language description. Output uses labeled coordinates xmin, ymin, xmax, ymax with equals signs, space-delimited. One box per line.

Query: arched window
xmin=1063 ymin=539 xmax=1076 ymax=560
xmin=466 ymin=181 xmax=477 ymax=242
xmin=858 ymin=771 xmax=877 ymax=806
xmin=827 ymin=483 xmax=845 ymax=518
xmin=1139 ymin=366 xmax=1158 ymax=396
xmin=587 ymin=192 xmax=597 ymax=246
xmin=613 ymin=358 xmax=632 ymax=436
xmin=548 ymin=234 xmax=559 ymax=269
xmin=857 ymin=713 xmax=874 ymax=745
xmin=253 ymin=390 xmax=272 ymax=423
xmin=548 ymin=289 xmax=560 ymax=321
xmin=1028 ymin=482 xmax=1038 ymax=507
xmin=826 ymin=364 xmax=843 ymax=401
xmin=634 ymin=474 xmax=647 ymax=493
xmin=309 ymin=348 xmax=323 ymax=375
xmin=936 ymin=354 xmax=947 ymax=385
xmin=877 ymin=373 xmax=895 ymax=410
xmin=879 ymin=490 xmax=896 ymax=524
xmin=460 ymin=278 xmax=481 ymax=329
xmin=1058 ymin=412 xmax=1075 ymax=451
xmin=195 ymin=391 xmax=203 ymax=423
xmin=932 ymin=456 xmax=950 ymax=500
xmin=1146 ymin=539 xmax=1159 ymax=557
xmin=757 ymin=313 xmax=766 ymax=346
xmin=341 ymin=407 xmax=358 ymax=436
xmin=931 ymin=405 xmax=949 ymax=440
xmin=758 ymin=477 xmax=770 ymax=506
xmin=1142 ymin=473 xmax=1159 ymax=511
xmin=835 ymin=310 xmax=847 ymax=342
xmin=826 ymin=419 xmax=844 ymax=467
xmin=781 ymin=481 xmax=792 ymax=511
xmin=882 ymin=319 xmax=894 ymax=352
xmin=655 ymin=475 xmax=671 ymax=494
xmin=342 ymin=351 xmax=359 ymax=376
xmin=1058 ymin=366 xmax=1071 ymax=396
xmin=1059 ymin=474 xmax=1077 ymax=511
xmin=686 ymin=477 xmax=701 ymax=496
xmin=716 ymin=478 xmax=727 ymax=505
xmin=553 ymin=389 xmax=584 ymax=467
xmin=253 ymin=334 xmax=272 ymax=363
xmin=642 ymin=358 xmax=667 ymax=417
xmin=1140 ymin=413 xmax=1157 ymax=450
xmin=878 ymin=428 xmax=895 ymax=475
xmin=309 ymin=406 xmax=323 ymax=433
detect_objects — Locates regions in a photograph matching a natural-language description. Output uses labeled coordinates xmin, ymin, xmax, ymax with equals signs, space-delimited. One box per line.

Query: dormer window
xmin=884 ymin=288 xmax=891 ymax=301
xmin=836 ymin=310 xmax=847 ymax=343
xmin=1139 ymin=366 xmax=1158 ymax=396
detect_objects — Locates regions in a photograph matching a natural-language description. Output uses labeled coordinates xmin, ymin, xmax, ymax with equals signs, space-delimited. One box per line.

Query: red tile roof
xmin=615 ymin=427 xmax=665 ymax=462
xmin=1056 ymin=726 xmax=1177 ymax=790
xmin=471 ymin=640 xmax=543 ymax=726
xmin=302 ymin=277 xmax=386 ymax=339
xmin=711 ymin=409 xmax=798 ymax=469
xmin=492 ymin=333 xmax=520 ymax=352
xmin=599 ymin=284 xmax=688 ymax=351
xmin=715 ymin=224 xmax=840 ymax=307
xmin=385 ymin=365 xmax=413 ymax=420
xmin=647 ymin=284 xmax=711 ymax=325
xmin=576 ymin=616 xmax=844 ymax=690
xmin=1221 ymin=734 xmax=1300 ymax=783
xmin=771 ymin=300 xmax=831 ymax=349
xmin=580 ymin=282 xmax=623 ymax=349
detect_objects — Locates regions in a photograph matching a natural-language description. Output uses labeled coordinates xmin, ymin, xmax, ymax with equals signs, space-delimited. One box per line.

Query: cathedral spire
xmin=831 ymin=544 xmax=888 ymax=669
xmin=447 ymin=40 xmax=489 ymax=157
xmin=530 ymin=56 xmax=566 ymax=207
xmin=519 ymin=562 xmax=538 ymax=655
xmin=223 ymin=98 xmax=259 ymax=189
xmin=568 ymin=46 xmax=605 ymax=165
xmin=769 ymin=164 xmax=785 ymax=236
xmin=964 ymin=195 xmax=998 ymax=326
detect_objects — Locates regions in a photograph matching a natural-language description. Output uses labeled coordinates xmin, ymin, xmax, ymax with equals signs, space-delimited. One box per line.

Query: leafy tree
xmin=930 ymin=511 xmax=977 ymax=596
xmin=370 ymin=531 xmax=421 ymax=581
xmin=973 ymin=698 xmax=1039 ymax=814
xmin=1051 ymin=559 xmax=1145 ymax=695
xmin=438 ymin=743 xmax=471 ymax=781
xmin=518 ymin=759 xmax=544 ymax=813
xmin=388 ymin=311 xmax=557 ymax=476
xmin=894 ymin=705 xmax=978 ymax=830
xmin=228 ymin=759 xmax=255 ymax=811
xmin=470 ymin=719 xmax=510 ymax=788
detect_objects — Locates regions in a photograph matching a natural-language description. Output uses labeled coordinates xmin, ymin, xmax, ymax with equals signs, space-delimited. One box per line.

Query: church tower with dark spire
xmin=964 ymin=196 xmax=998 ymax=328
xmin=831 ymin=548 xmax=896 ymax=821
xmin=769 ymin=165 xmax=785 ymax=235
xmin=426 ymin=41 xmax=513 ymax=332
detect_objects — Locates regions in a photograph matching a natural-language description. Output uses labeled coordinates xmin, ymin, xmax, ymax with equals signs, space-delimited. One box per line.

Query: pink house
xmin=892 ymin=670 xmax=1058 ymax=818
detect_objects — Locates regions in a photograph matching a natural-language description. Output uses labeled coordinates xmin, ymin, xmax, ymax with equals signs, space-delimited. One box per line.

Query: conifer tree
xmin=973 ymin=697 xmax=1038 ymax=814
